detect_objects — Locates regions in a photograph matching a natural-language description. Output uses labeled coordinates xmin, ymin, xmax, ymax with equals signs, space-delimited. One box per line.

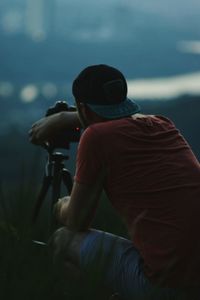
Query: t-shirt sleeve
xmin=74 ymin=126 xmax=103 ymax=185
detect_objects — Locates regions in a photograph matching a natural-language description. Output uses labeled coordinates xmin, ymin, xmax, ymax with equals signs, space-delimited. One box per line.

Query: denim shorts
xmin=79 ymin=229 xmax=198 ymax=300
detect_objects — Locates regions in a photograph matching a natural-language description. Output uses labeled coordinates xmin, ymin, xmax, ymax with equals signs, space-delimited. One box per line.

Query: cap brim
xmin=87 ymin=98 xmax=140 ymax=119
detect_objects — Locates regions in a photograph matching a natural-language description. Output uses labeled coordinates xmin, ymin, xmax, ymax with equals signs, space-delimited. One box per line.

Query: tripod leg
xmin=51 ymin=170 xmax=62 ymax=208
xmin=49 ymin=167 xmax=63 ymax=233
xmin=62 ymin=169 xmax=73 ymax=195
xmin=32 ymin=175 xmax=52 ymax=223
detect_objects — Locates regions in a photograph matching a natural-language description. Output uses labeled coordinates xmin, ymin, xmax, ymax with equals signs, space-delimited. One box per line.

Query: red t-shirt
xmin=74 ymin=115 xmax=200 ymax=288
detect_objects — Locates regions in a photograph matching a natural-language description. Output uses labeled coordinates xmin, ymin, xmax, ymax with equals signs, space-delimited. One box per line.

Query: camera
xmin=45 ymin=101 xmax=81 ymax=149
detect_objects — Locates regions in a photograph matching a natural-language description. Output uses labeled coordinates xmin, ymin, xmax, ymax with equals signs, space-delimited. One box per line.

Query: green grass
xmin=0 ymin=180 xmax=55 ymax=299
xmin=0 ymin=169 xmax=128 ymax=300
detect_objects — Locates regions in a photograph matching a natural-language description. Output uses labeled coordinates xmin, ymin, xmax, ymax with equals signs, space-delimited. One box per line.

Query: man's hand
xmin=54 ymin=196 xmax=70 ymax=223
xmin=29 ymin=113 xmax=62 ymax=145
xmin=29 ymin=111 xmax=81 ymax=145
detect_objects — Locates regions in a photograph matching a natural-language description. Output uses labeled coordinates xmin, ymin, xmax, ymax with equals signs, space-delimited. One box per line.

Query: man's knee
xmin=48 ymin=227 xmax=89 ymax=282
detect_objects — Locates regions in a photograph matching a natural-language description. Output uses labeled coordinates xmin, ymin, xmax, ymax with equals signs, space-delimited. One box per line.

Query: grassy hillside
xmin=0 ymin=95 xmax=199 ymax=299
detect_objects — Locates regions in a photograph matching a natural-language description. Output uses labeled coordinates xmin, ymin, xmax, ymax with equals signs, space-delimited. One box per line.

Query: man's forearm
xmin=56 ymin=179 xmax=104 ymax=232
xmin=59 ymin=111 xmax=82 ymax=129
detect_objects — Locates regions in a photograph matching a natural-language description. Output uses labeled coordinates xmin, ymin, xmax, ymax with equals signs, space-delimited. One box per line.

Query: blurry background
xmin=0 ymin=1 xmax=200 ymax=298
xmin=0 ymin=0 xmax=200 ymax=206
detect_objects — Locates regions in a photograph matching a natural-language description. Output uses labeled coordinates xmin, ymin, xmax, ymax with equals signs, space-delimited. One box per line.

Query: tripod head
xmin=42 ymin=142 xmax=69 ymax=161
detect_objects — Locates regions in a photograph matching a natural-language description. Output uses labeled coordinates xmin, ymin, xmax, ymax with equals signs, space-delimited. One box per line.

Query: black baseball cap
xmin=72 ymin=64 xmax=140 ymax=119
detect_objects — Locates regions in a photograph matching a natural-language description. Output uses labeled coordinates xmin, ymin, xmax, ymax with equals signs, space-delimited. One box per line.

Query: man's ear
xmin=77 ymin=101 xmax=102 ymax=123
xmin=82 ymin=103 xmax=94 ymax=120
xmin=78 ymin=102 xmax=85 ymax=109
xmin=76 ymin=102 xmax=87 ymax=116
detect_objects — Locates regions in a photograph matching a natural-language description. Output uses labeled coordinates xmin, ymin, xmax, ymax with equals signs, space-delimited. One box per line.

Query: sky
xmin=0 ymin=0 xmax=200 ymax=101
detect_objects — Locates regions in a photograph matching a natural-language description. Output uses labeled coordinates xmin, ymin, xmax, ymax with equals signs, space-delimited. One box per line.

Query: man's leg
xmin=48 ymin=227 xmax=87 ymax=280
xmin=48 ymin=227 xmax=151 ymax=299
xmin=48 ymin=227 xmax=113 ymax=299
xmin=48 ymin=227 xmax=190 ymax=300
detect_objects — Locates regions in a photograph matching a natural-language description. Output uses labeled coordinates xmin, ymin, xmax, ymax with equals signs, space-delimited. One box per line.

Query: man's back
xmin=75 ymin=114 xmax=200 ymax=288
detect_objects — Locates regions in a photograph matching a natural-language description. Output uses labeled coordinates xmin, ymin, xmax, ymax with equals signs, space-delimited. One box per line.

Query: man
xmin=29 ymin=64 xmax=200 ymax=299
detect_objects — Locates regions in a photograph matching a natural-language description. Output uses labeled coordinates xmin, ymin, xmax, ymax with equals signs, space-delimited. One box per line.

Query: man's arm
xmin=56 ymin=168 xmax=105 ymax=231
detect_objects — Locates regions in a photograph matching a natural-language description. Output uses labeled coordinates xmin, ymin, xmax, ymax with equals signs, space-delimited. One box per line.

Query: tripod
xmin=32 ymin=144 xmax=73 ymax=231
